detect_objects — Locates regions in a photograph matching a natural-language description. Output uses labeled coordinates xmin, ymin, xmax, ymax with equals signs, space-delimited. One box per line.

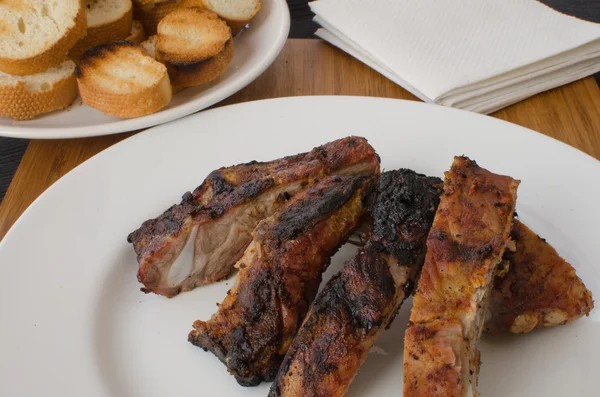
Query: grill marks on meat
xmin=486 ymin=218 xmax=594 ymax=333
xmin=188 ymin=175 xmax=376 ymax=386
xmin=270 ymin=243 xmax=405 ymax=397
xmin=269 ymin=170 xmax=442 ymax=397
xmin=404 ymin=157 xmax=519 ymax=397
xmin=127 ymin=136 xmax=380 ymax=297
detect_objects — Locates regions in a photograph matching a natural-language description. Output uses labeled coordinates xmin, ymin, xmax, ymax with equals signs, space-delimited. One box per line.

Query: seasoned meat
xmin=127 ymin=137 xmax=380 ymax=297
xmin=188 ymin=175 xmax=376 ymax=386
xmin=350 ymin=176 xmax=594 ymax=336
xmin=269 ymin=170 xmax=442 ymax=397
xmin=403 ymin=157 xmax=519 ymax=397
xmin=486 ymin=218 xmax=594 ymax=333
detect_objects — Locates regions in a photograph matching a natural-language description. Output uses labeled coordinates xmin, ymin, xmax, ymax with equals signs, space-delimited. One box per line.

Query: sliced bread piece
xmin=0 ymin=0 xmax=87 ymax=75
xmin=126 ymin=20 xmax=146 ymax=43
xmin=69 ymin=0 xmax=134 ymax=61
xmin=0 ymin=60 xmax=78 ymax=120
xmin=76 ymin=41 xmax=172 ymax=118
xmin=156 ymin=8 xmax=233 ymax=87
xmin=183 ymin=0 xmax=261 ymax=35
xmin=140 ymin=35 xmax=158 ymax=58
xmin=140 ymin=35 xmax=184 ymax=93
xmin=133 ymin=0 xmax=180 ymax=36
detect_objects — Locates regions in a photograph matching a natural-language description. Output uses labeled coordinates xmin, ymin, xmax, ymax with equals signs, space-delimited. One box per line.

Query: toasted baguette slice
xmin=184 ymin=0 xmax=261 ymax=35
xmin=69 ymin=0 xmax=134 ymax=61
xmin=0 ymin=0 xmax=87 ymax=75
xmin=127 ymin=20 xmax=146 ymax=43
xmin=156 ymin=8 xmax=233 ymax=87
xmin=76 ymin=41 xmax=171 ymax=118
xmin=0 ymin=60 xmax=78 ymax=120
xmin=141 ymin=35 xmax=185 ymax=93
xmin=133 ymin=0 xmax=180 ymax=36
xmin=160 ymin=39 xmax=233 ymax=88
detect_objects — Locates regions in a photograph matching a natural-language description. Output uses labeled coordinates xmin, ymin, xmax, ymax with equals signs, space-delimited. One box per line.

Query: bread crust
xmin=76 ymin=41 xmax=172 ymax=118
xmin=126 ymin=20 xmax=147 ymax=44
xmin=79 ymin=72 xmax=171 ymax=118
xmin=187 ymin=0 xmax=261 ymax=35
xmin=133 ymin=0 xmax=180 ymax=36
xmin=0 ymin=0 xmax=88 ymax=76
xmin=134 ymin=0 xmax=257 ymax=36
xmin=155 ymin=8 xmax=232 ymax=87
xmin=158 ymin=38 xmax=233 ymax=87
xmin=0 ymin=64 xmax=78 ymax=120
xmin=69 ymin=6 xmax=134 ymax=61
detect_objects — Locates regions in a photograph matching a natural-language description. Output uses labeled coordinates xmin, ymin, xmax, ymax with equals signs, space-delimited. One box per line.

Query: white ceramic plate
xmin=0 ymin=97 xmax=598 ymax=396
xmin=0 ymin=0 xmax=289 ymax=140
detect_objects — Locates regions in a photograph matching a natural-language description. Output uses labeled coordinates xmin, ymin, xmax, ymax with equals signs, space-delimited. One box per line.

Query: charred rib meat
xmin=349 ymin=174 xmax=593 ymax=335
xmin=269 ymin=170 xmax=442 ymax=397
xmin=127 ymin=137 xmax=380 ymax=297
xmin=486 ymin=218 xmax=594 ymax=333
xmin=188 ymin=174 xmax=375 ymax=386
xmin=403 ymin=157 xmax=519 ymax=397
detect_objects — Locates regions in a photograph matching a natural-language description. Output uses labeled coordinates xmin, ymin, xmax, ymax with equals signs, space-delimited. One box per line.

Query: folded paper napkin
xmin=310 ymin=0 xmax=600 ymax=113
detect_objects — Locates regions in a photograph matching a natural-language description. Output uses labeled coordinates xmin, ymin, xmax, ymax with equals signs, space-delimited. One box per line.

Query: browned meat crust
xmin=486 ymin=218 xmax=594 ymax=333
xmin=349 ymin=174 xmax=594 ymax=337
xmin=269 ymin=170 xmax=442 ymax=397
xmin=188 ymin=175 xmax=376 ymax=386
xmin=127 ymin=137 xmax=380 ymax=297
xmin=370 ymin=171 xmax=443 ymax=263
xmin=404 ymin=157 xmax=519 ymax=397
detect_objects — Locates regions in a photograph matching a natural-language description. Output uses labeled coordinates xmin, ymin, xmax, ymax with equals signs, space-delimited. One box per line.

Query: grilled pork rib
xmin=404 ymin=157 xmax=519 ymax=397
xmin=188 ymin=175 xmax=376 ymax=386
xmin=486 ymin=218 xmax=594 ymax=333
xmin=269 ymin=170 xmax=442 ymax=397
xmin=349 ymin=177 xmax=594 ymax=336
xmin=127 ymin=137 xmax=380 ymax=297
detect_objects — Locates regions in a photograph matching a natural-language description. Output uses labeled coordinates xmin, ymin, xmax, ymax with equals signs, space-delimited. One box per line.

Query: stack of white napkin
xmin=310 ymin=0 xmax=600 ymax=113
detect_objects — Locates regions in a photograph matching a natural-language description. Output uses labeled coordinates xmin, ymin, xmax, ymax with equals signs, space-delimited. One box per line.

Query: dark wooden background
xmin=1 ymin=0 xmax=599 ymax=203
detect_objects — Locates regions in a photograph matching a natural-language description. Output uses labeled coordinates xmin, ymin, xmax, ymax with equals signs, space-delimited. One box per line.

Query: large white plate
xmin=0 ymin=97 xmax=598 ymax=396
xmin=0 ymin=0 xmax=289 ymax=139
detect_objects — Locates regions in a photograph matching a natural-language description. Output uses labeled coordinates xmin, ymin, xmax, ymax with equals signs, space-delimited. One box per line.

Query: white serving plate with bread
xmin=0 ymin=0 xmax=289 ymax=139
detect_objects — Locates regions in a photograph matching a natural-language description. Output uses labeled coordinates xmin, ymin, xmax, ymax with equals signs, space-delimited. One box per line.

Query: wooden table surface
xmin=1 ymin=38 xmax=600 ymax=240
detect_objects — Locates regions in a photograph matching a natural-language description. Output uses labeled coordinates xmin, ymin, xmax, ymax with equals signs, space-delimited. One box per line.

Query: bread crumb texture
xmin=157 ymin=8 xmax=231 ymax=63
xmin=0 ymin=0 xmax=83 ymax=57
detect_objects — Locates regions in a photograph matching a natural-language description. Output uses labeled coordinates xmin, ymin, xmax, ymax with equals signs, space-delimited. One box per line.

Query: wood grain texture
xmin=1 ymin=39 xmax=599 ymax=240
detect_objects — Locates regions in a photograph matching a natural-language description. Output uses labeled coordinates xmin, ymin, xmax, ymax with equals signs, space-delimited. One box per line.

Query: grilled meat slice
xmin=127 ymin=136 xmax=380 ymax=297
xmin=269 ymin=170 xmax=442 ymax=397
xmin=486 ymin=218 xmax=594 ymax=333
xmin=404 ymin=157 xmax=519 ymax=397
xmin=349 ymin=180 xmax=594 ymax=336
xmin=188 ymin=174 xmax=376 ymax=386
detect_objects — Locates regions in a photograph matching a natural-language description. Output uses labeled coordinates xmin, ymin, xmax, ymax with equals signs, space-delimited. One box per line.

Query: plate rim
xmin=0 ymin=0 xmax=290 ymax=140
